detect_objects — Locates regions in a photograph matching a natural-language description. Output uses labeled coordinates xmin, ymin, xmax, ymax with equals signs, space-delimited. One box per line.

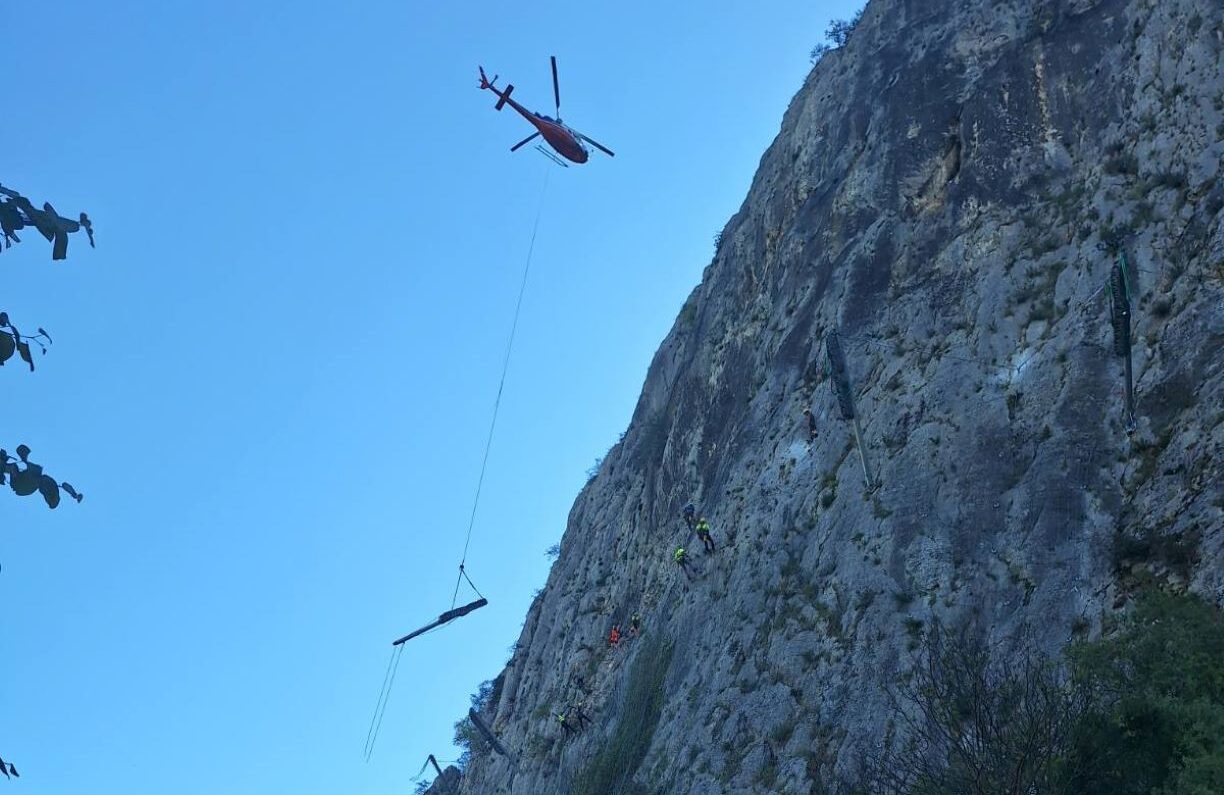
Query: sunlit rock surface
xmin=431 ymin=0 xmax=1224 ymax=791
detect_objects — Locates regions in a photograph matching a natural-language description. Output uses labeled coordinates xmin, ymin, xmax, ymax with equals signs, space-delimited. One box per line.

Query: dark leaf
xmin=9 ymin=469 xmax=38 ymax=496
xmin=15 ymin=444 xmax=30 ymax=462
xmin=0 ymin=333 xmax=13 ymax=364
xmin=0 ymin=311 xmax=8 ymax=326
xmin=17 ymin=340 xmax=33 ymax=371
xmin=37 ymin=326 xmax=52 ymax=342
xmin=39 ymin=475 xmax=60 ymax=509
xmin=61 ymin=482 xmax=83 ymax=502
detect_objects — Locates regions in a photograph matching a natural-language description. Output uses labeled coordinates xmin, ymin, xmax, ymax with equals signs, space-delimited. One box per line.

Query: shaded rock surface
xmin=431 ymin=0 xmax=1224 ymax=792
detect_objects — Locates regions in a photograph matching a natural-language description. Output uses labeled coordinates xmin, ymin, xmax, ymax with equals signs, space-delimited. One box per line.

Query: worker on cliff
xmin=556 ymin=711 xmax=576 ymax=736
xmin=803 ymin=407 xmax=818 ymax=442
xmin=573 ymin=699 xmax=593 ymax=729
xmin=695 ymin=517 xmax=716 ymax=553
xmin=629 ymin=612 xmax=641 ymax=637
xmin=682 ymin=502 xmax=696 ymax=530
xmin=608 ymin=624 xmax=621 ymax=648
xmin=674 ymin=546 xmax=693 ymax=578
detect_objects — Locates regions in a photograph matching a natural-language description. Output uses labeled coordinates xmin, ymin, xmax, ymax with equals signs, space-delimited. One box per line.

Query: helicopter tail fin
xmin=494 ymin=84 xmax=514 ymax=111
xmin=478 ymin=66 xmax=495 ymax=90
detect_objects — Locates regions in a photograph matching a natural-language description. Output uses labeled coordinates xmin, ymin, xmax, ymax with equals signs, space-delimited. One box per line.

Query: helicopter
xmin=477 ymin=57 xmax=614 ymax=166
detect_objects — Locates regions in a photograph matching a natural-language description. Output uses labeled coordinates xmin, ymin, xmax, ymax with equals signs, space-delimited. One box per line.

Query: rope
xmin=363 ymin=643 xmax=405 ymax=761
xmin=451 ymin=167 xmax=550 ymax=608
xmin=459 ymin=564 xmax=486 ymax=601
xmin=362 ymin=646 xmax=398 ymax=759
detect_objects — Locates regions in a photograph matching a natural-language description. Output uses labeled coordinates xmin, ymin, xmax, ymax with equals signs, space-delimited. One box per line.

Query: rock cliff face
xmin=436 ymin=0 xmax=1224 ymax=792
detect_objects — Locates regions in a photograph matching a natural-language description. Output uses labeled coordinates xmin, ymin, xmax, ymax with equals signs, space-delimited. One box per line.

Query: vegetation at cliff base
xmin=870 ymin=591 xmax=1224 ymax=795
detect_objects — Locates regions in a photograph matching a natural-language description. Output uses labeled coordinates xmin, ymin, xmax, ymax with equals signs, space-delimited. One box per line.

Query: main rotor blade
xmin=550 ymin=56 xmax=561 ymax=117
xmin=510 ymin=131 xmax=541 ymax=152
xmin=577 ymin=132 xmax=615 ymax=157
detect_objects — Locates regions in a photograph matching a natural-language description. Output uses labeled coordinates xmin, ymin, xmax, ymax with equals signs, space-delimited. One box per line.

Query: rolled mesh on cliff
xmin=563 ymin=639 xmax=674 ymax=795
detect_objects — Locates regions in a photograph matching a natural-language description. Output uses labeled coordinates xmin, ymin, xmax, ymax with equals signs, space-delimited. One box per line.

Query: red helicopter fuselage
xmin=479 ymin=77 xmax=588 ymax=163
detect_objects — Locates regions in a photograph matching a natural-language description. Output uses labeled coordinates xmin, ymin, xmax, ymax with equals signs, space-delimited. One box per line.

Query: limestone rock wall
xmin=434 ymin=0 xmax=1224 ymax=792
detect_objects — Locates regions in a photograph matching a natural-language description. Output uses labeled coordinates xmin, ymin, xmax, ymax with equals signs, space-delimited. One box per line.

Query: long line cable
xmin=363 ymin=167 xmax=552 ymax=764
xmin=451 ymin=168 xmax=550 ymax=608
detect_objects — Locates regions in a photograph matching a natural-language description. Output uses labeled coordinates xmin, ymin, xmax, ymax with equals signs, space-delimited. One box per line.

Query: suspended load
xmin=1109 ymin=259 xmax=1132 ymax=358
xmin=392 ymin=597 xmax=489 ymax=646
xmin=1108 ymin=254 xmax=1136 ymax=430
xmin=825 ymin=332 xmax=856 ymax=421
xmin=823 ymin=329 xmax=877 ymax=489
xmin=468 ymin=708 xmax=512 ymax=760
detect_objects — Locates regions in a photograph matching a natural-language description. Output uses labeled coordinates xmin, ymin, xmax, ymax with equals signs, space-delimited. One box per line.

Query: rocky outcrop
xmin=433 ymin=0 xmax=1224 ymax=792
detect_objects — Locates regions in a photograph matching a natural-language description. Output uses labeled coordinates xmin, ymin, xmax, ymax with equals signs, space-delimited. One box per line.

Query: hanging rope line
xmin=363 ymin=167 xmax=552 ymax=764
xmin=363 ymin=644 xmax=405 ymax=761
xmin=363 ymin=616 xmax=456 ymax=760
xmin=451 ymin=168 xmax=550 ymax=609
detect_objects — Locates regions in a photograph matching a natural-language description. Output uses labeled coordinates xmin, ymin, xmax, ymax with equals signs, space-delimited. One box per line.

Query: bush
xmin=869 ymin=620 xmax=1092 ymax=794
xmin=452 ymin=678 xmax=501 ymax=769
xmin=810 ymin=6 xmax=864 ymax=64
xmin=826 ymin=10 xmax=864 ymax=47
xmin=1065 ymin=591 xmax=1224 ymax=794
xmin=865 ymin=593 xmax=1224 ymax=794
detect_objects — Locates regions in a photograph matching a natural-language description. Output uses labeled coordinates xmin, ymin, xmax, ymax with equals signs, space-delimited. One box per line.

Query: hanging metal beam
xmin=468 ymin=708 xmax=512 ymax=759
xmin=391 ymin=598 xmax=489 ymax=646
xmin=1109 ymin=256 xmax=1136 ymax=432
xmin=826 ymin=331 xmax=877 ymax=489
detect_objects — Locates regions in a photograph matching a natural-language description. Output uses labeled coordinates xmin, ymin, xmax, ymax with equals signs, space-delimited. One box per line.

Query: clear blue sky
xmin=2 ymin=2 xmax=861 ymax=792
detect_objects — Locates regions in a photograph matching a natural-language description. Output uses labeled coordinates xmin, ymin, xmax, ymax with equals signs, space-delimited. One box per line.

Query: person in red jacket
xmin=608 ymin=624 xmax=621 ymax=647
